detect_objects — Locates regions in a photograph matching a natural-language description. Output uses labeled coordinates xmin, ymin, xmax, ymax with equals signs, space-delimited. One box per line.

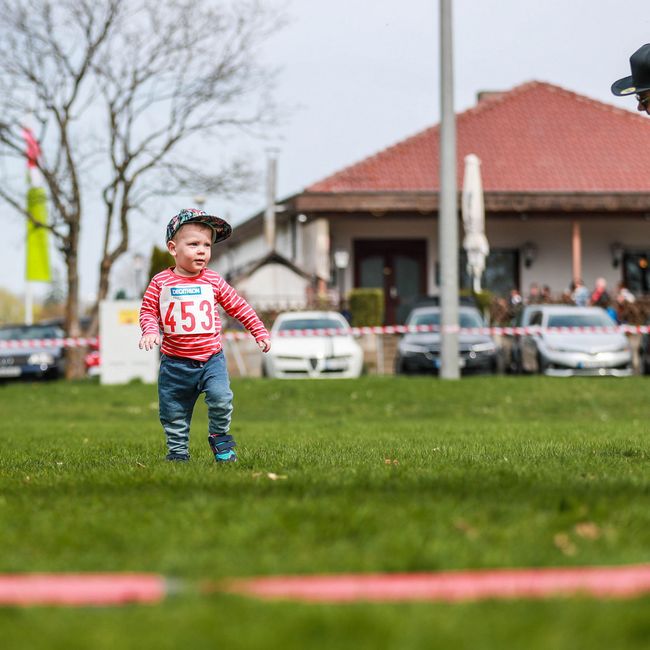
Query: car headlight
xmin=27 ymin=352 xmax=55 ymax=365
xmin=470 ymin=342 xmax=496 ymax=353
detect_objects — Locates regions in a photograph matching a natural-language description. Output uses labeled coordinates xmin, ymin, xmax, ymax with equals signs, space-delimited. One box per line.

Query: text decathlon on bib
xmin=159 ymin=285 xmax=216 ymax=335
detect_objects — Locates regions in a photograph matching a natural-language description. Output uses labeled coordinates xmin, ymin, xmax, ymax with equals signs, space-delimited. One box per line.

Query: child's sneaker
xmin=208 ymin=433 xmax=237 ymax=462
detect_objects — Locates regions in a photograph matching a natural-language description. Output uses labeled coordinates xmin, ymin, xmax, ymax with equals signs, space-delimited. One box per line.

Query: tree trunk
xmin=63 ymin=225 xmax=86 ymax=380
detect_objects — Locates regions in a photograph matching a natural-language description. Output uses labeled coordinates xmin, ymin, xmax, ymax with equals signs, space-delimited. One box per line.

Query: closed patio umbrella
xmin=461 ymin=154 xmax=489 ymax=292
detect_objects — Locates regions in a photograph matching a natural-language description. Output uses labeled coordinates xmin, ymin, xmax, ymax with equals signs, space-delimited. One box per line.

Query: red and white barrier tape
xmin=268 ymin=324 xmax=650 ymax=337
xmin=1 ymin=324 xmax=648 ymax=350
xmin=0 ymin=337 xmax=99 ymax=350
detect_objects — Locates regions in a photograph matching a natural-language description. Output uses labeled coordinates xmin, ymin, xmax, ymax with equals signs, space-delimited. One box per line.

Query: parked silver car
xmin=509 ymin=305 xmax=632 ymax=376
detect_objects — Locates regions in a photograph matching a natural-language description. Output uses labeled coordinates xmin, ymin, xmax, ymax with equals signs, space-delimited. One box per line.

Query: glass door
xmin=354 ymin=240 xmax=427 ymax=324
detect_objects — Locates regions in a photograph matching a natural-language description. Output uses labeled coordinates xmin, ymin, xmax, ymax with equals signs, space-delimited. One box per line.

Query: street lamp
xmin=133 ymin=253 xmax=145 ymax=297
xmin=333 ymin=249 xmax=349 ymax=310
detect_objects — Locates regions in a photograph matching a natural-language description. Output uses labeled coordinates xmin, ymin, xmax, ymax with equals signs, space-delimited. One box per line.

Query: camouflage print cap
xmin=165 ymin=208 xmax=232 ymax=244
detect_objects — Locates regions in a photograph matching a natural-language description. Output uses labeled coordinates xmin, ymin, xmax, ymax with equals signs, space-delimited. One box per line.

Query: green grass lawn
xmin=0 ymin=376 xmax=648 ymax=649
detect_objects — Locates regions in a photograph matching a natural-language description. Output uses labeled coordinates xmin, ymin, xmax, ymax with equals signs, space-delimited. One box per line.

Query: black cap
xmin=611 ymin=44 xmax=650 ymax=96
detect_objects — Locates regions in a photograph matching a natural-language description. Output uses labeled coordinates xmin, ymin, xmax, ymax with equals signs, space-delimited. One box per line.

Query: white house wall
xmin=486 ymin=217 xmax=650 ymax=294
xmin=330 ymin=215 xmax=649 ymax=297
xmin=215 ymin=212 xmax=648 ymax=307
xmin=236 ymin=263 xmax=309 ymax=309
xmin=211 ymin=218 xmax=322 ymax=309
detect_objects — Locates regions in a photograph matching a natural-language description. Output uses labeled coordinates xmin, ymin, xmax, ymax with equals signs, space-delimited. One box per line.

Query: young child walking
xmin=139 ymin=208 xmax=271 ymax=463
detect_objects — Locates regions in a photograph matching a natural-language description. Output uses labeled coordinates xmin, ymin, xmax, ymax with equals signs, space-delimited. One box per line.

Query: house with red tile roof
xmin=217 ymin=81 xmax=650 ymax=323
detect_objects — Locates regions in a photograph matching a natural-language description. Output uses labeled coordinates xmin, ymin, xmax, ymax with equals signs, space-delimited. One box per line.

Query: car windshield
xmin=546 ymin=312 xmax=614 ymax=328
xmin=409 ymin=311 xmax=483 ymax=328
xmin=0 ymin=325 xmax=64 ymax=341
xmin=277 ymin=318 xmax=345 ymax=331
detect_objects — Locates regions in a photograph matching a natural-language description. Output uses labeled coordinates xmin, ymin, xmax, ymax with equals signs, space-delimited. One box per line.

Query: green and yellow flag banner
xmin=26 ymin=186 xmax=51 ymax=282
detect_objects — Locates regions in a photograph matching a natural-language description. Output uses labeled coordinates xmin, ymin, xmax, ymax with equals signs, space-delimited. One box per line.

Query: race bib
xmin=159 ymin=284 xmax=215 ymax=335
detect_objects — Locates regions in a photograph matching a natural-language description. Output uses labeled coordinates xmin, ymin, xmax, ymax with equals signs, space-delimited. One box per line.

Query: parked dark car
xmin=395 ymin=306 xmax=499 ymax=375
xmin=38 ymin=316 xmax=98 ymax=374
xmin=0 ymin=323 xmax=66 ymax=380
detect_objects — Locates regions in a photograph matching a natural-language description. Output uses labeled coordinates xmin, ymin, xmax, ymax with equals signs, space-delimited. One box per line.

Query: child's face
xmin=167 ymin=223 xmax=213 ymax=277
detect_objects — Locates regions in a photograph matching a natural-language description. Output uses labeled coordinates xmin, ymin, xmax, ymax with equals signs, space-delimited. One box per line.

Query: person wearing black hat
xmin=611 ymin=43 xmax=650 ymax=114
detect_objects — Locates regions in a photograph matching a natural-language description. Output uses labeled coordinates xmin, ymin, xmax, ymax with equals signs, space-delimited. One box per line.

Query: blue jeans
xmin=158 ymin=352 xmax=233 ymax=458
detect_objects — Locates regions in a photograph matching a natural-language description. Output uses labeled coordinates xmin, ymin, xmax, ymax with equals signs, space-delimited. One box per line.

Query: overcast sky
xmin=3 ymin=0 xmax=650 ymax=305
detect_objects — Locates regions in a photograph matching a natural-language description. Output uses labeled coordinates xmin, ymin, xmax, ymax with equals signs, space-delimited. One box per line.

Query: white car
xmin=262 ymin=311 xmax=363 ymax=379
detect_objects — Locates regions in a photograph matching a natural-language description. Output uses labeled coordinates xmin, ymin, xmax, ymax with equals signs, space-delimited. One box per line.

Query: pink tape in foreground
xmin=226 ymin=564 xmax=650 ymax=603
xmin=0 ymin=574 xmax=166 ymax=606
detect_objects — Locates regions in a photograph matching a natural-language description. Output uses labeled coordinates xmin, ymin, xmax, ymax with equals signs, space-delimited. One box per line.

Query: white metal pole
xmin=439 ymin=0 xmax=460 ymax=379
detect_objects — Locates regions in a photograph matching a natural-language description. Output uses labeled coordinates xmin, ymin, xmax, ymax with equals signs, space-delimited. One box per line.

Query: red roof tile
xmin=306 ymin=82 xmax=650 ymax=193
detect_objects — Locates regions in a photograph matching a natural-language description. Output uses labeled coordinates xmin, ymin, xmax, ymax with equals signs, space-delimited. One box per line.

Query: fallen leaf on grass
xmin=553 ymin=533 xmax=577 ymax=556
xmin=574 ymin=522 xmax=601 ymax=540
xmin=251 ymin=471 xmax=287 ymax=480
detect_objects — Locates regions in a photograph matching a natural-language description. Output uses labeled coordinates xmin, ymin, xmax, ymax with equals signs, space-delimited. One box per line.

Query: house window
xmin=459 ymin=248 xmax=520 ymax=295
xmin=623 ymin=252 xmax=650 ymax=295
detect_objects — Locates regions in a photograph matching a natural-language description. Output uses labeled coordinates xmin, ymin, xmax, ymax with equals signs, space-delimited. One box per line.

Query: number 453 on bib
xmin=159 ymin=285 xmax=215 ymax=335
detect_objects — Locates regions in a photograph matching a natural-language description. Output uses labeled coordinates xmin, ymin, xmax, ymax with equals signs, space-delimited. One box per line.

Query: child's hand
xmin=257 ymin=338 xmax=271 ymax=353
xmin=139 ymin=333 xmax=160 ymax=351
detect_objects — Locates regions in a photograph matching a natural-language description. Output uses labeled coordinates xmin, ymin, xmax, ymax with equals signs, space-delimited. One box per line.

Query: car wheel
xmin=508 ymin=348 xmax=522 ymax=374
xmin=537 ymin=352 xmax=548 ymax=374
xmin=640 ymin=351 xmax=650 ymax=376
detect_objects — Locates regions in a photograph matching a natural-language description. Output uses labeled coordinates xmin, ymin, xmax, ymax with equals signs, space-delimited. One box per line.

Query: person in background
xmin=611 ymin=43 xmax=650 ymax=116
xmin=571 ymin=279 xmax=590 ymax=307
xmin=527 ymin=283 xmax=542 ymax=304
xmin=508 ymin=288 xmax=523 ymax=308
xmin=616 ymin=282 xmax=636 ymax=305
xmin=615 ymin=282 xmax=636 ymax=324
xmin=590 ymin=277 xmax=611 ymax=308
xmin=507 ymin=288 xmax=523 ymax=321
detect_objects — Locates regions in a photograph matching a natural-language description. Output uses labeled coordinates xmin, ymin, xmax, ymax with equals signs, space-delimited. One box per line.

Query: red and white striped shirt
xmin=140 ymin=268 xmax=268 ymax=361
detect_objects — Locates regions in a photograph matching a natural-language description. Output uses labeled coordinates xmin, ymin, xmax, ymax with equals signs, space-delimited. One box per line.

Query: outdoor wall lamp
xmin=333 ymin=249 xmax=350 ymax=270
xmin=522 ymin=241 xmax=537 ymax=268
xmin=610 ymin=242 xmax=624 ymax=268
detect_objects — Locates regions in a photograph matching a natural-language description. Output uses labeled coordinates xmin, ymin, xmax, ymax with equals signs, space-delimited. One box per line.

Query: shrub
xmin=349 ymin=288 xmax=384 ymax=326
xmin=148 ymin=245 xmax=174 ymax=278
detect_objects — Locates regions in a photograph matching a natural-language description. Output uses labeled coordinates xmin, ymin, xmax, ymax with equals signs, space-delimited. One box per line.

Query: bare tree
xmin=0 ymin=0 xmax=282 ymax=377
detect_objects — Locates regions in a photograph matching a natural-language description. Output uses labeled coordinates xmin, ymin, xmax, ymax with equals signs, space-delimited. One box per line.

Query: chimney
xmin=476 ymin=90 xmax=505 ymax=103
